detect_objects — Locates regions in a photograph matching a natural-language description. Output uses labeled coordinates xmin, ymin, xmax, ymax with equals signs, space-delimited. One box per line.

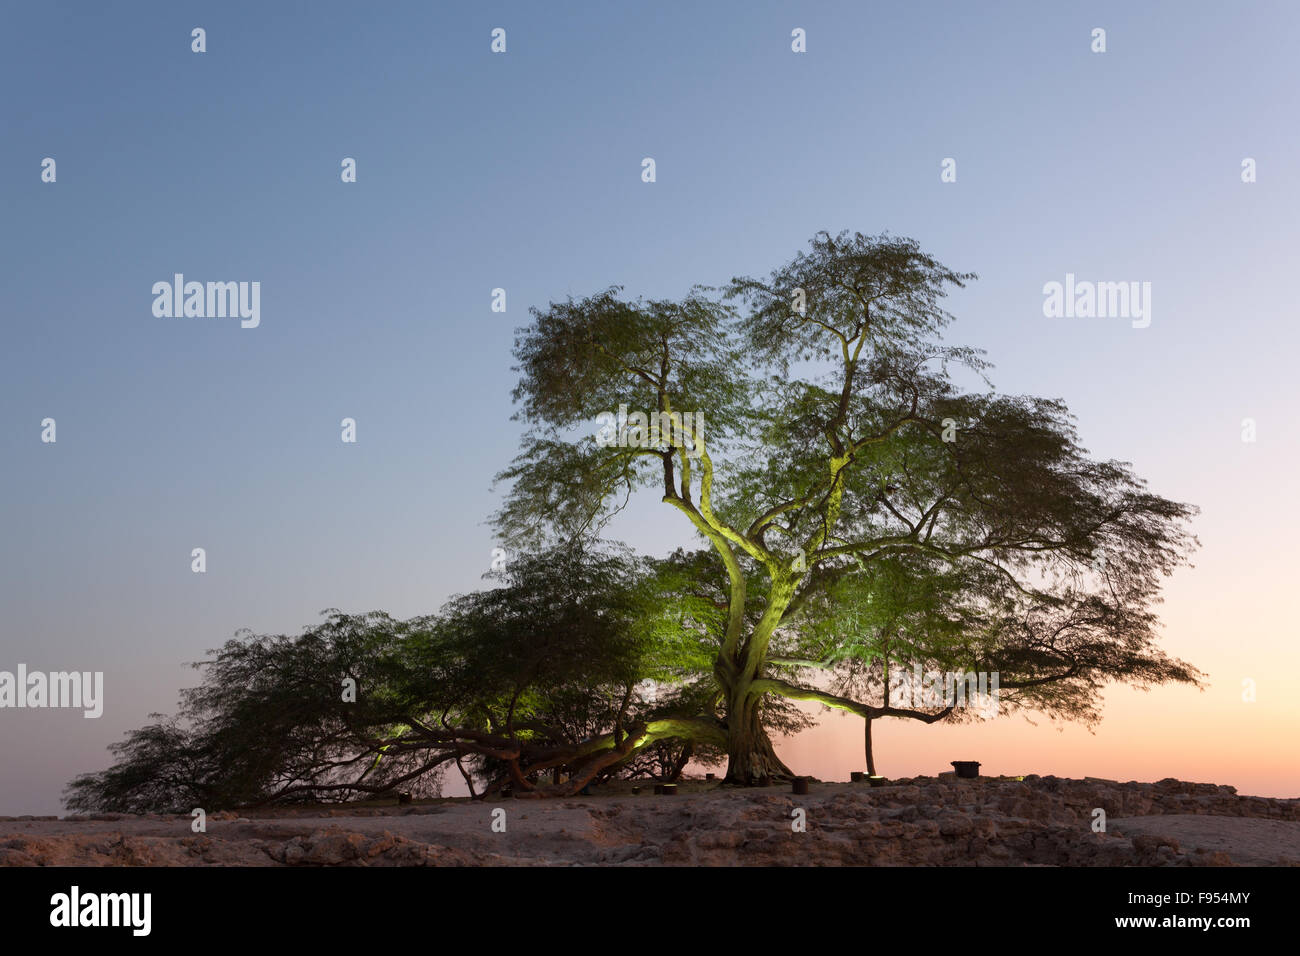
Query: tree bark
xmin=864 ymin=716 xmax=876 ymax=776
xmin=667 ymin=742 xmax=694 ymax=782
xmin=455 ymin=754 xmax=479 ymax=799
xmin=722 ymin=686 xmax=793 ymax=784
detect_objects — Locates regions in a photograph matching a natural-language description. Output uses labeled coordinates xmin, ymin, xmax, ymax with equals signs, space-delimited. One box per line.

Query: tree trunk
xmin=722 ymin=689 xmax=793 ymax=784
xmin=667 ymin=742 xmax=694 ymax=783
xmin=864 ymin=716 xmax=877 ymax=776
xmin=455 ymin=754 xmax=479 ymax=799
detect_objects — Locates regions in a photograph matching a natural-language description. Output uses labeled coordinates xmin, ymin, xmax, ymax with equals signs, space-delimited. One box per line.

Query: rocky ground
xmin=2 ymin=774 xmax=1298 ymax=866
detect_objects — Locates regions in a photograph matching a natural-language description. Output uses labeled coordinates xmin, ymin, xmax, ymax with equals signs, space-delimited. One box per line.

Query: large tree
xmin=495 ymin=229 xmax=1200 ymax=782
xmin=70 ymin=231 xmax=1202 ymax=808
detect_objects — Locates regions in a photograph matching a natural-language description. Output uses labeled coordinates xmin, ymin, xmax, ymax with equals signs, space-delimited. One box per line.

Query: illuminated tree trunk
xmin=723 ymin=684 xmax=793 ymax=784
xmin=719 ymin=576 xmax=798 ymax=784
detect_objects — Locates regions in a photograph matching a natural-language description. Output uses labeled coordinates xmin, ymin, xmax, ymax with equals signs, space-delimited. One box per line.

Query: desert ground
xmin=3 ymin=774 xmax=1297 ymax=866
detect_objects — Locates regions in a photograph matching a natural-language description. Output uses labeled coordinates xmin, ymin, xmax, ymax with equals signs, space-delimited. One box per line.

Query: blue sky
xmin=2 ymin=1 xmax=1298 ymax=813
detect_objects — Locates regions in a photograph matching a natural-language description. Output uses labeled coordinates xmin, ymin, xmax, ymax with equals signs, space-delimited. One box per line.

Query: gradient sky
xmin=2 ymin=1 xmax=1298 ymax=814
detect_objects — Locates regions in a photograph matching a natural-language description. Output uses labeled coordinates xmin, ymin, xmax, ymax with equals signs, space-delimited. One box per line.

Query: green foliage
xmin=495 ymin=229 xmax=1201 ymax=772
xmin=66 ymin=544 xmax=719 ymax=812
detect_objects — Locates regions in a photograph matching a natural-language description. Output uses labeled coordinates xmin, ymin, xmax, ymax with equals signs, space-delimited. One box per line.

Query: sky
xmin=1 ymin=1 xmax=1297 ymax=814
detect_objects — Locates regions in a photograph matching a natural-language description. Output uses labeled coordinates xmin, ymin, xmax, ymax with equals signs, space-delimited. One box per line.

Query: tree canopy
xmin=67 ymin=545 xmax=725 ymax=811
xmin=494 ymin=229 xmax=1200 ymax=782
